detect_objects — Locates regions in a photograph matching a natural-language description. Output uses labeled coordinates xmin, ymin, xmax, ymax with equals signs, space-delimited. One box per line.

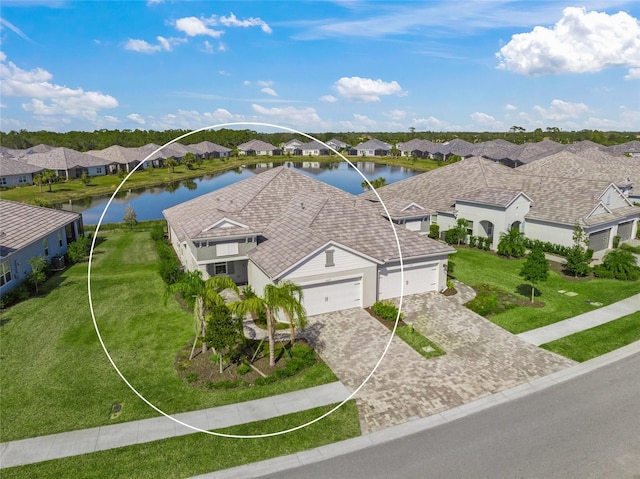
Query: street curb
xmin=194 ymin=340 xmax=640 ymax=479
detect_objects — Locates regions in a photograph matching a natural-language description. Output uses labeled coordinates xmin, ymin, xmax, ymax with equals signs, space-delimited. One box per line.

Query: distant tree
xmin=409 ymin=126 xmax=416 ymax=134
xmin=497 ymin=228 xmax=526 ymax=258
xmin=123 ymin=204 xmax=138 ymax=230
xmin=165 ymin=157 xmax=178 ymax=173
xmin=34 ymin=169 xmax=58 ymax=192
xmin=520 ymin=249 xmax=549 ymax=302
xmin=565 ymin=245 xmax=593 ymax=278
xmin=67 ymin=236 xmax=92 ymax=263
xmin=80 ymin=171 xmax=91 ymax=186
xmin=390 ymin=146 xmax=400 ymax=158
xmin=361 ymin=177 xmax=387 ymax=191
xmin=28 ymin=256 xmax=47 ymax=295
xmin=32 ymin=198 xmax=53 ymax=208
xmin=572 ymin=224 xmax=589 ymax=250
xmin=182 ymin=152 xmax=196 ymax=170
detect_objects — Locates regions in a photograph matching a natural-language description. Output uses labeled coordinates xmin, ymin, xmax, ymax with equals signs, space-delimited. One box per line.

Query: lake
xmin=60 ymin=161 xmax=419 ymax=225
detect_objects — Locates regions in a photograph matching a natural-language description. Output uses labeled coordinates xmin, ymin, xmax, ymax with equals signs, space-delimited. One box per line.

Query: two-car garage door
xmin=301 ymin=276 xmax=362 ymax=316
xmin=589 ymin=229 xmax=610 ymax=252
xmin=378 ymin=262 xmax=438 ymax=300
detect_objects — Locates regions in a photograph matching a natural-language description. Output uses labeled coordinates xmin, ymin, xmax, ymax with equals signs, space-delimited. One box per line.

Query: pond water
xmin=60 ymin=161 xmax=419 ymax=225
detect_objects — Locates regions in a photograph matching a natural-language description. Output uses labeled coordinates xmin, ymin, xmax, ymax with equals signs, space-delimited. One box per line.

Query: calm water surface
xmin=61 ymin=161 xmax=418 ymax=225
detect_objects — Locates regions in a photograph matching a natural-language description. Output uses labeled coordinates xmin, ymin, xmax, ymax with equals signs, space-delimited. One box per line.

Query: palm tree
xmin=165 ymin=157 xmax=178 ymax=173
xmin=230 ymin=281 xmax=306 ymax=366
xmin=165 ymin=271 xmax=239 ymax=358
xmin=34 ymin=169 xmax=57 ymax=192
xmin=497 ymin=227 xmax=527 ymax=258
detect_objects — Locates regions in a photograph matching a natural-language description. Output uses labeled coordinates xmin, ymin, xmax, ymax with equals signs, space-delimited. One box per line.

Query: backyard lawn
xmin=0 ymin=230 xmax=340 ymax=442
xmin=451 ymin=247 xmax=640 ymax=334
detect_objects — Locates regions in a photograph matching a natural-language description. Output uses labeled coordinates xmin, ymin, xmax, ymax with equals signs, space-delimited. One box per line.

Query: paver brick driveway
xmin=304 ymin=284 xmax=575 ymax=434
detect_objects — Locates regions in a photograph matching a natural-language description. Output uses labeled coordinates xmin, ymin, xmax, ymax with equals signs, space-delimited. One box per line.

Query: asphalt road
xmin=259 ymin=352 xmax=640 ymax=479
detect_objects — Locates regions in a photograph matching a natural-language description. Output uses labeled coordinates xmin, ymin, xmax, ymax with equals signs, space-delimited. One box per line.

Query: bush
xmin=446 ymin=279 xmax=455 ymax=290
xmin=593 ymin=249 xmax=640 ymax=280
xmin=613 ymin=235 xmax=621 ymax=249
xmin=466 ymin=292 xmax=499 ymax=316
xmin=150 ymin=225 xmax=165 ymax=242
xmin=0 ymin=283 xmax=31 ymax=309
xmin=237 ymin=363 xmax=251 ymax=376
xmin=372 ymin=300 xmax=403 ymax=321
xmin=469 ymin=235 xmax=477 ymax=248
xmin=428 ymin=224 xmax=440 ymax=239
xmin=67 ymin=236 xmax=92 ymax=263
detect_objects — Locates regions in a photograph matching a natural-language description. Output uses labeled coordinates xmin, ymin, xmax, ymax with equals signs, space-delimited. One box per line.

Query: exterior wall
xmin=435 ymin=213 xmax=457 ymax=235
xmin=193 ymin=238 xmax=256 ymax=262
xmin=86 ymin=165 xmax=108 ymax=177
xmin=601 ymin=185 xmax=630 ymax=210
xmin=247 ymin=261 xmax=273 ymax=296
xmin=524 ymin=220 xmax=574 ymax=247
xmin=205 ymin=259 xmax=248 ymax=284
xmin=0 ymin=173 xmax=34 ymax=187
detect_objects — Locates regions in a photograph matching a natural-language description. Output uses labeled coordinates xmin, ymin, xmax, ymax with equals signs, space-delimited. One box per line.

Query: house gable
xmin=599 ymin=184 xmax=633 ymax=210
xmin=203 ymin=218 xmax=248 ymax=231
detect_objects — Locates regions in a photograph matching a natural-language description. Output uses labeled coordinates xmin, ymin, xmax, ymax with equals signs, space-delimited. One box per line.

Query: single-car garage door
xmin=378 ymin=263 xmax=438 ymax=300
xmin=301 ymin=276 xmax=362 ymax=316
xmin=589 ymin=229 xmax=610 ymax=252
xmin=617 ymin=221 xmax=634 ymax=242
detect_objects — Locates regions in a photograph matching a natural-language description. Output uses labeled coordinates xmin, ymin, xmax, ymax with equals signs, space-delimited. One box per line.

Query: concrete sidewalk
xmin=517 ymin=293 xmax=640 ymax=346
xmin=0 ymin=382 xmax=351 ymax=469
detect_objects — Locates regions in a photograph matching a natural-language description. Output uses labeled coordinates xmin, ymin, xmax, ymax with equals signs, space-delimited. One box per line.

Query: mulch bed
xmin=365 ymin=307 xmax=408 ymax=331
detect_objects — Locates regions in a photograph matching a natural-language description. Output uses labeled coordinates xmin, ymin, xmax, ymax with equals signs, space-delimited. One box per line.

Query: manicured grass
xmin=0 ymin=155 xmax=442 ymax=206
xmin=451 ymin=247 xmax=640 ymax=334
xmin=395 ymin=325 xmax=445 ymax=359
xmin=0 ymin=230 xmax=338 ymax=442
xmin=2 ymin=401 xmax=361 ymax=479
xmin=540 ymin=312 xmax=640 ymax=362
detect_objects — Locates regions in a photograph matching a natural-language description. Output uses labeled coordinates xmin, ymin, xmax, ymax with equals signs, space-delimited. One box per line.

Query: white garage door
xmin=617 ymin=221 xmax=633 ymax=241
xmin=589 ymin=229 xmax=610 ymax=252
xmin=378 ymin=263 xmax=438 ymax=300
xmin=301 ymin=276 xmax=362 ymax=316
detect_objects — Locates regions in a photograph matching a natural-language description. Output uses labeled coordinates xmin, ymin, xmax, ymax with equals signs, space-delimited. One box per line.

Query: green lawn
xmin=2 ymin=401 xmax=361 ymax=479
xmin=395 ymin=325 xmax=445 ymax=359
xmin=0 ymin=231 xmax=339 ymax=442
xmin=451 ymin=247 xmax=640 ymax=334
xmin=540 ymin=312 xmax=640 ymax=362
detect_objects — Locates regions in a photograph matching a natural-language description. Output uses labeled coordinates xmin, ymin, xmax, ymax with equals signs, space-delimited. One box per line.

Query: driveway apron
xmin=304 ymin=283 xmax=575 ymax=434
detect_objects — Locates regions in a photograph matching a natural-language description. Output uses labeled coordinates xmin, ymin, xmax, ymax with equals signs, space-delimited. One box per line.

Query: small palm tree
xmin=230 ymin=281 xmax=306 ymax=366
xmin=165 ymin=157 xmax=178 ymax=173
xmin=497 ymin=228 xmax=527 ymax=258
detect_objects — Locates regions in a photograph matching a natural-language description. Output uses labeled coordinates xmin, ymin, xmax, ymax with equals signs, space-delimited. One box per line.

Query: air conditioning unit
xmin=51 ymin=256 xmax=65 ymax=271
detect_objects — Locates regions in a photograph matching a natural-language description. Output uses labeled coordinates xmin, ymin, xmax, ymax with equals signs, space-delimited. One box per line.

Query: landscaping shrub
xmin=237 ymin=363 xmax=251 ymax=376
xmin=469 ymin=235 xmax=477 ymax=248
xmin=372 ymin=300 xmax=403 ymax=321
xmin=428 ymin=224 xmax=440 ymax=239
xmin=0 ymin=283 xmax=30 ymax=309
xmin=153 ymin=237 xmax=182 ymax=285
xmin=523 ymin=238 xmax=570 ymax=257
xmin=465 ymin=284 xmax=519 ymax=317
xmin=613 ymin=235 xmax=621 ymax=249
xmin=593 ymin=249 xmax=640 ymax=280
xmin=621 ymin=243 xmax=640 ymax=254
xmin=67 ymin=236 xmax=92 ymax=263
xmin=150 ymin=224 xmax=165 ymax=242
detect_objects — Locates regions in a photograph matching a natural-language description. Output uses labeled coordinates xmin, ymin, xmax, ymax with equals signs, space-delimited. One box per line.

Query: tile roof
xmin=0 ymin=158 xmax=43 ymax=176
xmin=87 ymin=145 xmax=146 ymax=165
xmin=606 ymin=140 xmax=640 ymax=156
xmin=0 ymin=200 xmax=80 ymax=257
xmin=25 ymin=147 xmax=108 ymax=170
xmin=237 ymin=139 xmax=278 ymax=152
xmin=184 ymin=141 xmax=231 ymax=154
xmin=164 ymin=167 xmax=453 ymax=277
xmin=456 ymin=188 xmax=527 ymax=208
xmin=354 ymin=139 xmax=392 ymax=151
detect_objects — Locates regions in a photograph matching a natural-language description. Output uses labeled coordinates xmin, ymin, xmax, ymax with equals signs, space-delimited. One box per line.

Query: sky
xmin=1 ymin=0 xmax=639 ymax=133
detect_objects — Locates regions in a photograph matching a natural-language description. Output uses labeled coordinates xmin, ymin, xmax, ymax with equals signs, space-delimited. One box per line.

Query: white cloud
xmin=625 ymin=68 xmax=640 ymax=80
xmin=175 ymin=17 xmax=223 ymax=38
xmin=0 ymin=17 xmax=33 ymax=42
xmin=470 ymin=112 xmax=504 ymax=130
xmin=150 ymin=108 xmax=247 ymax=130
xmin=127 ymin=113 xmax=146 ymax=125
xmin=147 ymin=0 xmax=163 ymax=5
xmin=104 ymin=115 xmax=119 ymax=123
xmin=333 ymin=76 xmax=405 ymax=102
xmin=505 ymin=104 xmax=518 ymax=111
xmin=496 ymin=7 xmax=640 ymax=77
xmin=261 ymin=87 xmax=278 ymax=97
xmin=219 ymin=70 xmax=231 ymax=76
xmin=411 ymin=116 xmax=457 ymax=131
xmin=251 ymin=104 xmax=325 ymax=128
xmin=243 ymin=80 xmax=251 ymax=86
xmin=1 ymin=55 xmax=118 ymax=122
xmin=219 ymin=13 xmax=272 ymax=34
xmin=385 ymin=109 xmax=406 ymax=120
xmin=533 ymin=99 xmax=589 ymax=121
xmin=320 ymin=94 xmax=337 ymax=103
xmin=125 ymin=36 xmax=185 ymax=53
xmin=202 ymin=40 xmax=215 ymax=54
xmin=218 ymin=42 xmax=226 ymax=52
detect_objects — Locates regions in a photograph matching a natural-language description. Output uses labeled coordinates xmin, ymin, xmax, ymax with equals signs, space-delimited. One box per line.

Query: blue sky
xmin=1 ymin=0 xmax=639 ymax=133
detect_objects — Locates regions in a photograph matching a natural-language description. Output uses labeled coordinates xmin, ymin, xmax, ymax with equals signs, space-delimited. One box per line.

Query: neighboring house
xmin=352 ymin=139 xmax=392 ymax=157
xmin=0 ymin=200 xmax=84 ymax=294
xmin=135 ymin=143 xmax=186 ymax=168
xmin=366 ymin=156 xmax=640 ymax=252
xmin=431 ymin=139 xmax=475 ymax=161
xmin=0 ymin=158 xmax=43 ymax=187
xmin=282 ymin=139 xmax=304 ymax=155
xmin=163 ymin=167 xmax=454 ymax=316
xmin=24 ymin=147 xmax=110 ymax=178
xmin=397 ymin=139 xmax=438 ymax=158
xmin=326 ymin=139 xmax=350 ymax=151
xmin=298 ymin=140 xmax=330 ymax=156
xmin=606 ymin=140 xmax=640 ymax=157
xmin=237 ymin=139 xmax=281 ymax=156
xmin=185 ymin=141 xmax=231 ymax=159
xmin=87 ymin=145 xmax=146 ymax=173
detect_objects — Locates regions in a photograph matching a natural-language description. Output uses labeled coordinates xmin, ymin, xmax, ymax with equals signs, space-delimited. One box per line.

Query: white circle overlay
xmin=87 ymin=122 xmax=406 ymax=438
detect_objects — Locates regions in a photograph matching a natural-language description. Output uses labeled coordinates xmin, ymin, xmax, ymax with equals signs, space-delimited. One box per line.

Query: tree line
xmin=1 ymin=128 xmax=637 ymax=152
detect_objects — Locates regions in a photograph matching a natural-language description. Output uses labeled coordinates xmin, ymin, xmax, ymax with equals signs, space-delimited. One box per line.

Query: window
xmin=325 ymin=249 xmax=335 ymax=267
xmin=58 ymin=231 xmax=63 ymax=247
xmin=0 ymin=178 xmax=6 ymax=185
xmin=431 ymin=215 xmax=438 ymax=225
xmin=214 ymin=263 xmax=227 ymax=275
xmin=216 ymin=242 xmax=239 ymax=256
xmin=247 ymin=236 xmax=254 ymax=243
xmin=0 ymin=261 xmax=11 ymax=286
xmin=43 ymin=239 xmax=49 ymax=256
xmin=96 ymin=167 xmax=103 ymax=174
xmin=18 ymin=175 xmax=27 ymax=184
